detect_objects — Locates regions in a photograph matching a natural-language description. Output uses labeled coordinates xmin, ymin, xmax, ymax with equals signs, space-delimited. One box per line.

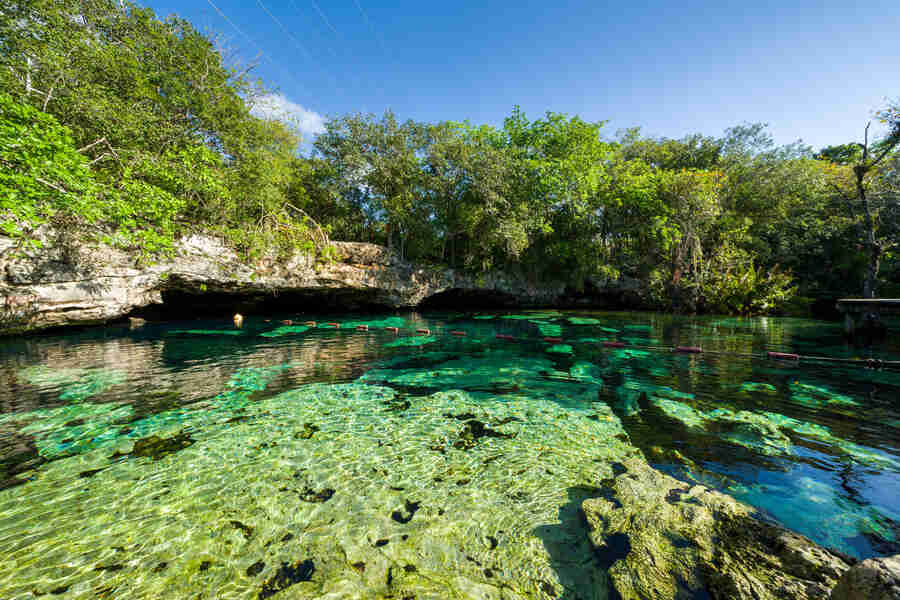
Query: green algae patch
xmin=167 ymin=329 xmax=244 ymax=336
xmin=500 ymin=312 xmax=563 ymax=320
xmin=384 ymin=335 xmax=436 ymax=348
xmin=18 ymin=366 xmax=126 ymax=401
xmin=10 ymin=364 xmax=295 ymax=462
xmin=259 ymin=325 xmax=309 ymax=338
xmin=652 ymin=398 xmax=707 ymax=429
xmin=789 ymin=381 xmax=859 ymax=407
xmin=569 ymin=362 xmax=605 ymax=386
xmin=567 ymin=317 xmax=603 ymax=325
xmin=545 ymin=344 xmax=573 ymax=355
xmin=18 ymin=402 xmax=135 ymax=459
xmin=358 ymin=353 xmax=605 ymax=411
xmin=611 ymin=348 xmax=652 ymax=361
xmin=0 ymin=382 xmax=642 ymax=600
xmin=360 ymin=354 xmax=556 ymax=390
xmin=340 ymin=316 xmax=407 ymax=330
xmin=648 ymin=399 xmax=898 ymax=467
xmin=740 ymin=382 xmax=777 ymax=393
xmin=530 ymin=320 xmax=563 ymax=337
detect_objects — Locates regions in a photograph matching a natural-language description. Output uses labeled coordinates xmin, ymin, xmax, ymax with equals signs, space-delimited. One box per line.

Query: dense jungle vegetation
xmin=2 ymin=0 xmax=899 ymax=315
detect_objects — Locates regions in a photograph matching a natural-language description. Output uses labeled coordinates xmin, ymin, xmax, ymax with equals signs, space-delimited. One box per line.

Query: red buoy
xmin=543 ymin=337 xmax=564 ymax=343
xmin=767 ymin=351 xmax=800 ymax=360
xmin=385 ymin=326 xmax=399 ymax=333
xmin=496 ymin=334 xmax=514 ymax=340
xmin=451 ymin=331 xmax=467 ymax=336
xmin=304 ymin=321 xmax=317 ymax=327
xmin=603 ymin=341 xmax=626 ymax=348
xmin=327 ymin=322 xmax=340 ymax=327
xmin=674 ymin=346 xmax=702 ymax=354
xmin=356 ymin=325 xmax=369 ymax=331
xmin=416 ymin=328 xmax=430 ymax=335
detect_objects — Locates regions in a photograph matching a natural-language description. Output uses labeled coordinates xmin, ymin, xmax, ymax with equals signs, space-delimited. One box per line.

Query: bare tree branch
xmin=77 ymin=137 xmax=109 ymax=153
xmin=35 ymin=177 xmax=69 ymax=195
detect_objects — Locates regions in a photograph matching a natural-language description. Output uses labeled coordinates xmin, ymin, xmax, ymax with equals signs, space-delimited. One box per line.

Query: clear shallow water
xmin=1 ymin=310 xmax=899 ymax=598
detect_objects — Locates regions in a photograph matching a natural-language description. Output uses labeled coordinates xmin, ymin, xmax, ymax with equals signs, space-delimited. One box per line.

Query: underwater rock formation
xmin=0 ymin=232 xmax=565 ymax=335
xmin=830 ymin=554 xmax=900 ymax=600
xmin=582 ymin=459 xmax=853 ymax=600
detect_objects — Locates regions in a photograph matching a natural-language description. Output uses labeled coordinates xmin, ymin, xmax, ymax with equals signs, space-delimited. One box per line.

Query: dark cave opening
xmin=128 ymin=288 xmax=397 ymax=321
xmin=416 ymin=288 xmax=522 ymax=310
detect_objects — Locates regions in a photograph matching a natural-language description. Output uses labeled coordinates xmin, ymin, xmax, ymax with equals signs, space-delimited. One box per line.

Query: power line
xmin=254 ymin=0 xmax=344 ymax=99
xmin=205 ymin=0 xmax=323 ymax=110
xmin=255 ymin=0 xmax=314 ymax=64
xmin=205 ymin=0 xmax=269 ymax=61
xmin=310 ymin=0 xmax=339 ymax=38
xmin=285 ymin=0 xmax=339 ymax=61
xmin=352 ymin=0 xmax=390 ymax=58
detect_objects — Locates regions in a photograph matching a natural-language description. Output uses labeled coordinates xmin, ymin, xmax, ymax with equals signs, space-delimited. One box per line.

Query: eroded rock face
xmin=581 ymin=459 xmax=852 ymax=600
xmin=830 ymin=554 xmax=900 ymax=600
xmin=0 ymin=233 xmax=565 ymax=335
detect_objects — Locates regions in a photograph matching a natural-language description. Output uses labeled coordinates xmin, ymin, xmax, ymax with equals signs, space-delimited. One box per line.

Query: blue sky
xmin=143 ymin=0 xmax=899 ymax=151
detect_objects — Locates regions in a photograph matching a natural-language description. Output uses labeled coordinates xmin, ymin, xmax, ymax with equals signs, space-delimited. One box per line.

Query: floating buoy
xmin=496 ymin=334 xmax=514 ymax=340
xmin=385 ymin=326 xmax=399 ymax=333
xmin=451 ymin=331 xmax=467 ymax=336
xmin=233 ymin=313 xmax=244 ymax=328
xmin=304 ymin=321 xmax=316 ymax=327
xmin=416 ymin=328 xmax=431 ymax=335
xmin=356 ymin=325 xmax=369 ymax=331
xmin=674 ymin=346 xmax=702 ymax=354
xmin=281 ymin=319 xmax=293 ymax=325
xmin=543 ymin=337 xmax=563 ymax=343
xmin=767 ymin=351 xmax=799 ymax=360
xmin=603 ymin=341 xmax=626 ymax=348
xmin=327 ymin=322 xmax=340 ymax=327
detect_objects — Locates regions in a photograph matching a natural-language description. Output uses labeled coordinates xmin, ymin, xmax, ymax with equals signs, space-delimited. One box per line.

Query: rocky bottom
xmin=0 ymin=375 xmax=860 ymax=599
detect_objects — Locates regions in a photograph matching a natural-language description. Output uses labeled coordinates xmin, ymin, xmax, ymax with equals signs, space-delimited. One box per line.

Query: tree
xmin=314 ymin=111 xmax=429 ymax=259
xmin=0 ymin=0 xmax=320 ymax=258
xmin=827 ymin=100 xmax=900 ymax=298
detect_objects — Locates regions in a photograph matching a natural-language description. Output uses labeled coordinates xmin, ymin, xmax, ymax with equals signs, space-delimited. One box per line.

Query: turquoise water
xmin=1 ymin=310 xmax=899 ymax=598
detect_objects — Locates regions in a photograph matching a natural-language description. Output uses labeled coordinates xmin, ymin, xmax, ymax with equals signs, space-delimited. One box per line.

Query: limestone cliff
xmin=0 ymin=233 xmax=565 ymax=335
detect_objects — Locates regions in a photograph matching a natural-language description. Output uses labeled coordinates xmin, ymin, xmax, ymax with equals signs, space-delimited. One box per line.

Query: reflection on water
xmin=1 ymin=310 xmax=899 ymax=597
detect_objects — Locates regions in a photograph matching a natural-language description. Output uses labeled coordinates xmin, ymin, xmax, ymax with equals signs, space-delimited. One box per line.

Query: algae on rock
xmin=581 ymin=459 xmax=851 ymax=600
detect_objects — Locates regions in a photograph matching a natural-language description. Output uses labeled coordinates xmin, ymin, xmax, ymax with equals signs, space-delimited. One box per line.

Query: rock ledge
xmin=0 ymin=234 xmax=565 ymax=335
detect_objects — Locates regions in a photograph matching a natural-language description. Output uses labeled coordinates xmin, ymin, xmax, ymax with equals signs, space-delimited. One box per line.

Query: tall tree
xmin=828 ymin=100 xmax=900 ymax=298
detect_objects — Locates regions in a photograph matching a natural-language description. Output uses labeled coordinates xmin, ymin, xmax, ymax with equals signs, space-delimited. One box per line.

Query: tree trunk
xmin=855 ymin=165 xmax=879 ymax=299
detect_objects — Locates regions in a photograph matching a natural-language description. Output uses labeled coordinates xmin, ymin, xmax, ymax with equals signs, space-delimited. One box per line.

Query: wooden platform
xmin=836 ymin=299 xmax=900 ymax=334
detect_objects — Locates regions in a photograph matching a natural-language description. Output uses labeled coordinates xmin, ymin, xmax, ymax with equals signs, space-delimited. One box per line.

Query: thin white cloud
xmin=250 ymin=93 xmax=326 ymax=141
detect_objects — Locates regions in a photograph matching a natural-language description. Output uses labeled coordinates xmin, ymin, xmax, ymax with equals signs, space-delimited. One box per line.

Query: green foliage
xmin=2 ymin=0 xmax=895 ymax=314
xmin=0 ymin=93 xmax=98 ymax=239
xmin=0 ymin=0 xmax=326 ymax=261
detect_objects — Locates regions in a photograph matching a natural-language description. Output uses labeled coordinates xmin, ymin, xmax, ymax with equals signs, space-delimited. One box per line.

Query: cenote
xmin=1 ymin=310 xmax=899 ymax=599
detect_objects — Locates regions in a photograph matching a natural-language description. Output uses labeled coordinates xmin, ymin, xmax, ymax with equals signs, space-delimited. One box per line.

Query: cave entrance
xmin=416 ymin=288 xmax=520 ymax=310
xmin=128 ymin=288 xmax=396 ymax=321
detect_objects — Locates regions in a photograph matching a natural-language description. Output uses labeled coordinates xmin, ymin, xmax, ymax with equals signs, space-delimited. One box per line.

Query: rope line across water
xmin=346 ymin=323 xmax=900 ymax=371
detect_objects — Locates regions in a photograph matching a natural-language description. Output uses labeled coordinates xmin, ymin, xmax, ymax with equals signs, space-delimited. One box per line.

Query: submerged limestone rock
xmin=0 ymin=380 xmax=637 ymax=599
xmin=582 ymin=460 xmax=852 ymax=600
xmin=830 ymin=554 xmax=900 ymax=600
